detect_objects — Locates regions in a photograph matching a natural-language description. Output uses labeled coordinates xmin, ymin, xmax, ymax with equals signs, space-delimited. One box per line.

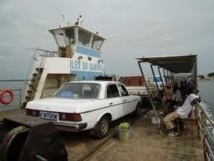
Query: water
xmin=198 ymin=80 xmax=214 ymax=118
xmin=198 ymin=80 xmax=214 ymax=107
xmin=0 ymin=81 xmax=26 ymax=90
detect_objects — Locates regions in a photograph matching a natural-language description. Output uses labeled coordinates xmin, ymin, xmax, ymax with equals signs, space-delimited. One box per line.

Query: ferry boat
xmin=22 ymin=16 xmax=106 ymax=107
xmin=0 ymin=17 xmax=214 ymax=161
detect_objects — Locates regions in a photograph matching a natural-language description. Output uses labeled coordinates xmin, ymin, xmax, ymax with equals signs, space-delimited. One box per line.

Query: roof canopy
xmin=136 ymin=54 xmax=197 ymax=73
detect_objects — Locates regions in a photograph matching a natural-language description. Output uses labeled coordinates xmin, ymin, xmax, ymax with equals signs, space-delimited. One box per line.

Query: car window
xmin=81 ymin=83 xmax=100 ymax=98
xmin=107 ymin=84 xmax=119 ymax=98
xmin=53 ymin=83 xmax=100 ymax=99
xmin=117 ymin=84 xmax=129 ymax=96
xmin=53 ymin=83 xmax=77 ymax=98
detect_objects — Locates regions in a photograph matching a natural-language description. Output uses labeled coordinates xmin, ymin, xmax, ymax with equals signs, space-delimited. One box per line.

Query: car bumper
xmin=54 ymin=122 xmax=87 ymax=132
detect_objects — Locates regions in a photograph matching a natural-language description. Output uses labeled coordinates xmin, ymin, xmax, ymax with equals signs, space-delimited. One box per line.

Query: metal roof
xmin=136 ymin=54 xmax=197 ymax=73
xmin=49 ymin=25 xmax=106 ymax=40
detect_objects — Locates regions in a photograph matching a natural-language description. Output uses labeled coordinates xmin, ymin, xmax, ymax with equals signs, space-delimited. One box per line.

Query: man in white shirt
xmin=163 ymin=87 xmax=200 ymax=136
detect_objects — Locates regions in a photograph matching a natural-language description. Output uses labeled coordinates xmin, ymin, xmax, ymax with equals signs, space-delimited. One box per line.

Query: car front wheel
xmin=94 ymin=115 xmax=110 ymax=139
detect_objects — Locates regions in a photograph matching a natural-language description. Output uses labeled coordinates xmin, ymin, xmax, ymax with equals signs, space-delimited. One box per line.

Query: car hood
xmin=26 ymin=97 xmax=97 ymax=113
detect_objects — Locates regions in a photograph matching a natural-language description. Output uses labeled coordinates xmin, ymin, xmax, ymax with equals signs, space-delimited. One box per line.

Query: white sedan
xmin=26 ymin=81 xmax=142 ymax=139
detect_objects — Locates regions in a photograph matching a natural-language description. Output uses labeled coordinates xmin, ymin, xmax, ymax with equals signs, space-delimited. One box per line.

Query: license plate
xmin=40 ymin=112 xmax=57 ymax=121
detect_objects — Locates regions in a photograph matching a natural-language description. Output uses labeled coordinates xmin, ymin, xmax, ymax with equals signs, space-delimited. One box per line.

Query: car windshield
xmin=53 ymin=82 xmax=100 ymax=99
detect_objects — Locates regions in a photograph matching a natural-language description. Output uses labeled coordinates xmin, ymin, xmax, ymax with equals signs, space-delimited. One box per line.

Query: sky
xmin=0 ymin=0 xmax=214 ymax=80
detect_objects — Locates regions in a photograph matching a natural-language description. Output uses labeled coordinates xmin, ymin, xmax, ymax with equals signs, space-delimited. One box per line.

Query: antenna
xmin=60 ymin=14 xmax=65 ymax=28
xmin=62 ymin=14 xmax=65 ymax=20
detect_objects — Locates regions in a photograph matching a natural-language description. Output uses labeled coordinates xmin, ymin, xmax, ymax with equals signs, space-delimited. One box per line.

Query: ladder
xmin=22 ymin=54 xmax=46 ymax=108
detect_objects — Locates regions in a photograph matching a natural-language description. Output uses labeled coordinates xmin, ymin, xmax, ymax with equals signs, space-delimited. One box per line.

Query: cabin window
xmin=56 ymin=33 xmax=66 ymax=47
xmin=92 ymin=39 xmax=103 ymax=51
xmin=78 ymin=29 xmax=91 ymax=46
xmin=65 ymin=28 xmax=75 ymax=44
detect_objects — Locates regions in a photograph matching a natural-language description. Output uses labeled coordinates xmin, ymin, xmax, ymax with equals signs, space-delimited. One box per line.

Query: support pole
xmin=150 ymin=65 xmax=159 ymax=93
xmin=138 ymin=61 xmax=162 ymax=135
xmin=158 ymin=67 xmax=166 ymax=92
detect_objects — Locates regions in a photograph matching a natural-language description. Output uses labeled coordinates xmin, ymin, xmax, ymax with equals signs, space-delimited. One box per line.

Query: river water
xmin=0 ymin=80 xmax=214 ymax=115
xmin=198 ymin=80 xmax=214 ymax=118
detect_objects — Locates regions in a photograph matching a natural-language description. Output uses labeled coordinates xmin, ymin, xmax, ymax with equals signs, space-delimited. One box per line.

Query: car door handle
xmin=109 ymin=102 xmax=113 ymax=105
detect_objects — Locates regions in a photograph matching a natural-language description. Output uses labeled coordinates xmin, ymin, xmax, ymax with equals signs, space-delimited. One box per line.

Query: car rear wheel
xmin=94 ymin=115 xmax=110 ymax=139
xmin=131 ymin=103 xmax=142 ymax=117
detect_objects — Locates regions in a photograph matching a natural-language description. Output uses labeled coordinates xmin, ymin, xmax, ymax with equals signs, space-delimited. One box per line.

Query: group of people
xmin=160 ymin=78 xmax=200 ymax=137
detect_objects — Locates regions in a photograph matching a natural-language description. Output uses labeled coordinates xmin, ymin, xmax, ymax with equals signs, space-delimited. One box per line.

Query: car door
xmin=106 ymin=84 xmax=124 ymax=120
xmin=117 ymin=83 xmax=135 ymax=115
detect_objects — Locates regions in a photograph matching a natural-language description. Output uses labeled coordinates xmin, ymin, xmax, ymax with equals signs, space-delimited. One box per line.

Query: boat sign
xmin=40 ymin=111 xmax=57 ymax=121
xmin=70 ymin=60 xmax=104 ymax=72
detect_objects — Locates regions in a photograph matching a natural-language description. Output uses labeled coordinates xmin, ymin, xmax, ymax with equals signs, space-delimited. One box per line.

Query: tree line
xmin=198 ymin=72 xmax=214 ymax=79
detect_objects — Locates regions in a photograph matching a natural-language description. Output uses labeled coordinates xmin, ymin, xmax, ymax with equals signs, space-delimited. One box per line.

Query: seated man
xmin=167 ymin=82 xmax=183 ymax=113
xmin=163 ymin=87 xmax=200 ymax=136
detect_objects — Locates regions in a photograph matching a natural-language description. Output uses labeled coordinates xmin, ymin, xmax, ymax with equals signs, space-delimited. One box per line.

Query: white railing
xmin=196 ymin=102 xmax=214 ymax=161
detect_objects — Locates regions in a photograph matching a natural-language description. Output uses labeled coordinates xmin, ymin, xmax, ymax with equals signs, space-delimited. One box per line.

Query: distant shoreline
xmin=198 ymin=79 xmax=214 ymax=81
xmin=0 ymin=80 xmax=28 ymax=82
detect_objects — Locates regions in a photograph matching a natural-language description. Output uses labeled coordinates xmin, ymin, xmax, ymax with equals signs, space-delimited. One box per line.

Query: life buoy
xmin=0 ymin=89 xmax=14 ymax=105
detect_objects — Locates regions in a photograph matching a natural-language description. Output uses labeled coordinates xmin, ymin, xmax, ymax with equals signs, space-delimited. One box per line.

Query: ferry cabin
xmin=22 ymin=21 xmax=106 ymax=106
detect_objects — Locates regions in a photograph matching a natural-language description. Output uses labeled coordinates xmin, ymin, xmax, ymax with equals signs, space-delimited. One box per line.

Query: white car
xmin=26 ymin=81 xmax=142 ymax=139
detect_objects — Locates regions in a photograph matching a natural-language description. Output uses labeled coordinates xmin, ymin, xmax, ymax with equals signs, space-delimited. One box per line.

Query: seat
xmin=170 ymin=97 xmax=200 ymax=136
xmin=174 ymin=110 xmax=196 ymax=136
xmin=174 ymin=118 xmax=186 ymax=136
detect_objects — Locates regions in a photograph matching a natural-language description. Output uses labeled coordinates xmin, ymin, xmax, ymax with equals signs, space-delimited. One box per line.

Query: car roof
xmin=67 ymin=80 xmax=119 ymax=85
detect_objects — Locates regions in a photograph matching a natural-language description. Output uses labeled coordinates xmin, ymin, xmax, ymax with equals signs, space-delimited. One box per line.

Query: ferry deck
xmin=0 ymin=17 xmax=213 ymax=161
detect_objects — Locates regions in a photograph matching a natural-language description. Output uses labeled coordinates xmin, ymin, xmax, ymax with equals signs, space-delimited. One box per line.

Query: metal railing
xmin=0 ymin=88 xmax=23 ymax=111
xmin=196 ymin=102 xmax=214 ymax=161
xmin=0 ymin=48 xmax=63 ymax=111
xmin=26 ymin=48 xmax=60 ymax=79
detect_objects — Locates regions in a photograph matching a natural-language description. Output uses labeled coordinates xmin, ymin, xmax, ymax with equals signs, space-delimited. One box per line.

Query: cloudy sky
xmin=0 ymin=0 xmax=214 ymax=79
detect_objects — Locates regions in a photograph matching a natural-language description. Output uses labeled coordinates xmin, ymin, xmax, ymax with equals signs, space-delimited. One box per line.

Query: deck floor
xmin=85 ymin=113 xmax=203 ymax=161
xmin=0 ymin=109 xmax=204 ymax=161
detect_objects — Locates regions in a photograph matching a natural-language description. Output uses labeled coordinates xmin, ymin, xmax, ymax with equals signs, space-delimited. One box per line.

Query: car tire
xmin=132 ymin=103 xmax=142 ymax=117
xmin=94 ymin=115 xmax=110 ymax=139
